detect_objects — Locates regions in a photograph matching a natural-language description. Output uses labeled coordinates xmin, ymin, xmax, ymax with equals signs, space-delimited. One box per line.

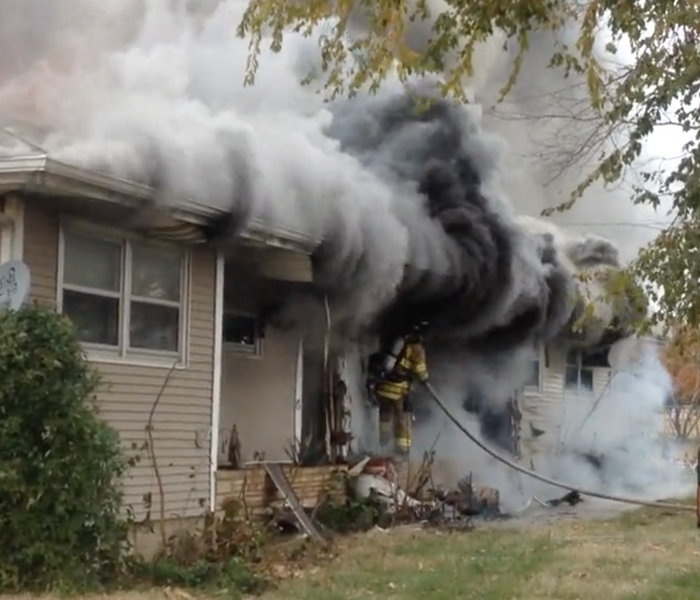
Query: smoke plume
xmin=412 ymin=337 xmax=691 ymax=510
xmin=0 ymin=1 xmax=684 ymax=501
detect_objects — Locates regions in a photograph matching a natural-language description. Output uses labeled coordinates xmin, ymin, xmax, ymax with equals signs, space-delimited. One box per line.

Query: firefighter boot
xmin=394 ymin=409 xmax=412 ymax=461
xmin=378 ymin=399 xmax=396 ymax=456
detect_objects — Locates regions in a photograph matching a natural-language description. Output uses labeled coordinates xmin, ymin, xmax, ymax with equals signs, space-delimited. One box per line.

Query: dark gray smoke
xmin=280 ymin=87 xmax=576 ymax=350
xmin=0 ymin=0 xmax=635 ymax=399
xmin=0 ymin=0 xmax=687 ymax=512
xmin=0 ymin=0 xmax=603 ymax=358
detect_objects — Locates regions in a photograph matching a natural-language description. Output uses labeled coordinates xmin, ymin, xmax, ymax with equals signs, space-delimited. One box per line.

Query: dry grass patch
xmin=255 ymin=500 xmax=700 ymax=600
xmin=0 ymin=593 xmax=179 ymax=600
xmin=3 ymin=501 xmax=699 ymax=600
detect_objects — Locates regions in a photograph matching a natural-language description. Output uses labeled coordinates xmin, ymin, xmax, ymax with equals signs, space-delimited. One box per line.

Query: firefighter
xmin=372 ymin=323 xmax=429 ymax=458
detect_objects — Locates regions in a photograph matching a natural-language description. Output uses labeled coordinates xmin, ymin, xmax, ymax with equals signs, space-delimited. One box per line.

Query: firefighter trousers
xmin=377 ymin=394 xmax=411 ymax=456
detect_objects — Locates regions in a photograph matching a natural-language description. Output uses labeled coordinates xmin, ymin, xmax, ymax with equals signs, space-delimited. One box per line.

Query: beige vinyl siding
xmin=520 ymin=364 xmax=565 ymax=467
xmin=24 ymin=205 xmax=58 ymax=307
xmin=521 ymin=343 xmax=614 ymax=467
xmin=219 ymin=327 xmax=299 ymax=463
xmin=23 ymin=202 xmax=215 ymax=519
xmin=593 ymin=367 xmax=612 ymax=397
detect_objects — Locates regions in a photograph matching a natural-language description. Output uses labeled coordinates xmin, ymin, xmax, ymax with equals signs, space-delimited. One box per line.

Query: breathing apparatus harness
xmin=366 ymin=322 xmax=428 ymax=411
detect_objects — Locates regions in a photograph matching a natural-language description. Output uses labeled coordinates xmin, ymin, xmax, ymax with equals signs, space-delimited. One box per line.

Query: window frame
xmin=523 ymin=344 xmax=544 ymax=393
xmin=564 ymin=350 xmax=595 ymax=393
xmin=57 ymin=219 xmax=191 ymax=368
xmin=222 ymin=310 xmax=264 ymax=358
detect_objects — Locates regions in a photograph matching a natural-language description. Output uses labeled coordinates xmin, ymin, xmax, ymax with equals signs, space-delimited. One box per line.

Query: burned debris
xmin=542 ymin=490 xmax=584 ymax=508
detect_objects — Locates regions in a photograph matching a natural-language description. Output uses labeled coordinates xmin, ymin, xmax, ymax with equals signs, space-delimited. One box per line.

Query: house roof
xmin=0 ymin=153 xmax=318 ymax=255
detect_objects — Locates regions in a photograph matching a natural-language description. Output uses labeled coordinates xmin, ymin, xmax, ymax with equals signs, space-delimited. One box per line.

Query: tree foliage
xmin=662 ymin=326 xmax=700 ymax=438
xmin=0 ymin=305 xmax=128 ymax=591
xmin=236 ymin=0 xmax=700 ymax=333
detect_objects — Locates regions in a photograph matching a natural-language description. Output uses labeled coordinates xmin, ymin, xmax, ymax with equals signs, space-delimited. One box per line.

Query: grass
xmin=2 ymin=501 xmax=699 ymax=600
xmin=253 ymin=499 xmax=700 ymax=600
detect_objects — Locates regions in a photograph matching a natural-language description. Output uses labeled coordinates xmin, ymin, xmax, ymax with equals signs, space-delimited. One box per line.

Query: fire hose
xmin=423 ymin=381 xmax=695 ymax=513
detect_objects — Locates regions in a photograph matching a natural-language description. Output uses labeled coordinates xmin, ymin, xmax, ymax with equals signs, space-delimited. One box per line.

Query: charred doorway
xmin=463 ymin=390 xmax=521 ymax=457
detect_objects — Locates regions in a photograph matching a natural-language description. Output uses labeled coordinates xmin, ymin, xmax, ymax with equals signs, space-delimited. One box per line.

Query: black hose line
xmin=424 ymin=381 xmax=694 ymax=513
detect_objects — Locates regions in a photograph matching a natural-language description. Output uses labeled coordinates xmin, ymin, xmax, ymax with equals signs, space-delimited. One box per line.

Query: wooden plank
xmin=261 ymin=463 xmax=325 ymax=542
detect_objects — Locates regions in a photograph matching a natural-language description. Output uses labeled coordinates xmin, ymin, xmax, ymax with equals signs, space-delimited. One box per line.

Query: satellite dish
xmin=0 ymin=260 xmax=30 ymax=311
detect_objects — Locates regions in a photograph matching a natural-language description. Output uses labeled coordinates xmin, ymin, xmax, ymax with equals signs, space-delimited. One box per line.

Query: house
xmin=517 ymin=335 xmax=666 ymax=469
xmin=0 ymin=150 xmax=672 ymax=542
xmin=0 ymin=153 xmax=351 ymax=547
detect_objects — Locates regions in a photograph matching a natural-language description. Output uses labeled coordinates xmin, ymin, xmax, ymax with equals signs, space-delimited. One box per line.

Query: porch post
xmin=294 ymin=336 xmax=304 ymax=457
xmin=209 ymin=251 xmax=225 ymax=512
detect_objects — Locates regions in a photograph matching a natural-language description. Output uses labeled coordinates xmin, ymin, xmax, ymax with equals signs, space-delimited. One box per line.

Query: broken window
xmin=61 ymin=228 xmax=187 ymax=360
xmin=223 ymin=312 xmax=263 ymax=356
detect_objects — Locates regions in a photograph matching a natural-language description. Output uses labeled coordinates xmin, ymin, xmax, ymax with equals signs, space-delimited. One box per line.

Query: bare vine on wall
xmin=144 ymin=361 xmax=179 ymax=547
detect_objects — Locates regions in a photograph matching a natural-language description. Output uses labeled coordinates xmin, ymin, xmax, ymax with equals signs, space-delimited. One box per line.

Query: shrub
xmin=129 ymin=556 xmax=264 ymax=593
xmin=0 ymin=305 xmax=128 ymax=591
xmin=315 ymin=494 xmax=385 ymax=533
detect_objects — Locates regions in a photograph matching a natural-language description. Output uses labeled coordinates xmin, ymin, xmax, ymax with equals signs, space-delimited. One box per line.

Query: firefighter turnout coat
xmin=375 ymin=339 xmax=429 ymax=401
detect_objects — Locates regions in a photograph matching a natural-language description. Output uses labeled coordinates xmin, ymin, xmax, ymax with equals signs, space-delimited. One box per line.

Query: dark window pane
xmin=565 ymin=366 xmax=579 ymax=389
xmin=130 ymin=302 xmax=179 ymax=352
xmin=64 ymin=234 xmax=121 ymax=291
xmin=581 ymin=348 xmax=609 ymax=368
xmin=566 ymin=350 xmax=579 ymax=367
xmin=223 ymin=313 xmax=258 ymax=348
xmin=580 ymin=368 xmax=594 ymax=391
xmin=63 ymin=290 xmax=119 ymax=345
xmin=524 ymin=359 xmax=540 ymax=388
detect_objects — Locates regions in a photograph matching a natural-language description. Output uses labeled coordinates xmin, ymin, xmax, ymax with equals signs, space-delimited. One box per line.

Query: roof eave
xmin=0 ymin=155 xmax=319 ymax=255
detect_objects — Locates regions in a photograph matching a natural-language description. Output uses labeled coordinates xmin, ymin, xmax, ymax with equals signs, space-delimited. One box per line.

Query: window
xmin=60 ymin=228 xmax=188 ymax=361
xmin=223 ymin=312 xmax=263 ymax=356
xmin=524 ymin=345 xmax=542 ymax=390
xmin=565 ymin=350 xmax=594 ymax=392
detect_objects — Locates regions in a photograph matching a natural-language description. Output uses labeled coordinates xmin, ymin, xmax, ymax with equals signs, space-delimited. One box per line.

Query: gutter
xmin=0 ymin=154 xmax=319 ymax=255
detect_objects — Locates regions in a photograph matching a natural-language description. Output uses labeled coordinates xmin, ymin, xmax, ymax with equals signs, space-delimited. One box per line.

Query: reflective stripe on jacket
xmin=375 ymin=339 xmax=428 ymax=401
xmin=394 ymin=341 xmax=428 ymax=382
xmin=404 ymin=342 xmax=428 ymax=382
xmin=375 ymin=378 xmax=411 ymax=401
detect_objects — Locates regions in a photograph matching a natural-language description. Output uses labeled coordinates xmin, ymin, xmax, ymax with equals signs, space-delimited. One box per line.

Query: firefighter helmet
xmin=410 ymin=321 xmax=429 ymax=336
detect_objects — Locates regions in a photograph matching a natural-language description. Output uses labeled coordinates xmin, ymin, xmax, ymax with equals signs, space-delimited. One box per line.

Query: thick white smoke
xmin=345 ymin=0 xmax=685 ymax=501
xmin=550 ymin=341 xmax=686 ymax=498
xmin=0 ymin=1 xmax=685 ymax=502
xmin=414 ymin=338 xmax=691 ymax=510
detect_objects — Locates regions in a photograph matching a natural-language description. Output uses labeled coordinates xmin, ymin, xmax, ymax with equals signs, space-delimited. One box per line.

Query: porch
xmin=215 ymin=463 xmax=346 ymax=517
xmin=212 ymin=250 xmax=360 ymax=514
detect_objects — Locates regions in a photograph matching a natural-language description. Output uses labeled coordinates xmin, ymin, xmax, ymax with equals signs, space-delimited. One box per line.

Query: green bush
xmin=315 ymin=494 xmax=385 ymax=533
xmin=129 ymin=556 xmax=264 ymax=593
xmin=0 ymin=305 xmax=128 ymax=591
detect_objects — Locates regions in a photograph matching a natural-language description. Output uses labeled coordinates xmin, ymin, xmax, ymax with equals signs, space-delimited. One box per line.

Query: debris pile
xmin=347 ymin=456 xmax=506 ymax=525
xmin=269 ymin=455 xmax=588 ymax=539
xmin=540 ymin=490 xmax=584 ymax=508
xmin=346 ymin=456 xmax=588 ymax=527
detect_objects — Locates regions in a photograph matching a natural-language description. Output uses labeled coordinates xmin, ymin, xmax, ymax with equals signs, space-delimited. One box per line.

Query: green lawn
xmin=6 ymin=502 xmax=698 ymax=600
xmin=257 ymin=502 xmax=700 ymax=600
